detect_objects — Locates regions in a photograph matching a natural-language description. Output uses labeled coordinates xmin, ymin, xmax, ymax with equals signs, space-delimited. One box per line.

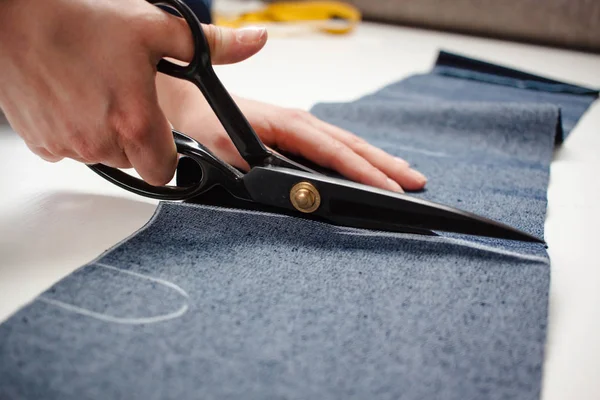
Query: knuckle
xmin=79 ymin=142 xmax=110 ymax=163
xmin=40 ymin=153 xmax=62 ymax=163
xmin=349 ymin=139 xmax=369 ymax=154
xmin=67 ymin=133 xmax=93 ymax=161
xmin=110 ymin=110 xmax=152 ymax=145
xmin=105 ymin=145 xmax=131 ymax=169
xmin=145 ymin=167 xmax=174 ymax=187
xmin=328 ymin=137 xmax=347 ymax=154
xmin=287 ymin=108 xmax=309 ymax=122
xmin=93 ymin=146 xmax=112 ymax=163
xmin=66 ymin=129 xmax=108 ymax=163
xmin=18 ymin=129 xmax=33 ymax=143
xmin=44 ymin=141 xmax=67 ymax=157
xmin=25 ymin=144 xmax=51 ymax=162
xmin=204 ymin=24 xmax=221 ymax=53
xmin=349 ymin=134 xmax=368 ymax=146
xmin=314 ymin=137 xmax=344 ymax=163
xmin=132 ymin=10 xmax=164 ymax=40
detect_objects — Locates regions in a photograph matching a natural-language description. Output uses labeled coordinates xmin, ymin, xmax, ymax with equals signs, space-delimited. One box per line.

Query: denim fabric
xmin=434 ymin=51 xmax=599 ymax=97
xmin=0 ymin=52 xmax=597 ymax=400
xmin=355 ymin=52 xmax=598 ymax=143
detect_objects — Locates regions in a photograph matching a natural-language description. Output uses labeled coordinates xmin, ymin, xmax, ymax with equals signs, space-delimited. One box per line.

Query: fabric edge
xmin=85 ymin=202 xmax=168 ymax=263
xmin=434 ymin=50 xmax=600 ymax=96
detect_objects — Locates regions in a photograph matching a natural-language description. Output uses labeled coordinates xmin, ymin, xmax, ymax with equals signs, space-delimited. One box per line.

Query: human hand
xmin=0 ymin=0 xmax=267 ymax=186
xmin=157 ymin=83 xmax=427 ymax=192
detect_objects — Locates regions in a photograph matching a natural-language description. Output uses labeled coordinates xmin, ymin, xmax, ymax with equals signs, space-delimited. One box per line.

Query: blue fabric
xmin=0 ymin=52 xmax=597 ymax=400
xmin=434 ymin=51 xmax=599 ymax=97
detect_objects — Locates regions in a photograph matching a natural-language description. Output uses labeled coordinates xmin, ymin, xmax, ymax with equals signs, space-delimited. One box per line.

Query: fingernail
xmin=387 ymin=178 xmax=404 ymax=193
xmin=395 ymin=157 xmax=410 ymax=168
xmin=236 ymin=26 xmax=267 ymax=44
xmin=408 ymin=168 xmax=427 ymax=184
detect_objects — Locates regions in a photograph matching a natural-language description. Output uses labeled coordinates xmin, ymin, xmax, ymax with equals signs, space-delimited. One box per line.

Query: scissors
xmin=88 ymin=0 xmax=543 ymax=244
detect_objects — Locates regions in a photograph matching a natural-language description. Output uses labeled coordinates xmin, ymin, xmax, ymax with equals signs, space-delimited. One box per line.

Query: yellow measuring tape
xmin=214 ymin=1 xmax=362 ymax=35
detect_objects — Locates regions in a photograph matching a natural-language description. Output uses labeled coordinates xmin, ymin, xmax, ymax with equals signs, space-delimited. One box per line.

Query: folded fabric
xmin=0 ymin=52 xmax=597 ymax=400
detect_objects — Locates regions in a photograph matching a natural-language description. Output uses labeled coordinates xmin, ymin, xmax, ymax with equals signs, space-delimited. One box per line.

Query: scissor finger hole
xmin=88 ymin=154 xmax=205 ymax=201
xmin=156 ymin=3 xmax=191 ymax=67
xmin=175 ymin=155 xmax=205 ymax=189
xmin=150 ymin=0 xmax=207 ymax=71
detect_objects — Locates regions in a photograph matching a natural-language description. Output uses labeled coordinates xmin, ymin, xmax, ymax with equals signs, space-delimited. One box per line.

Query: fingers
xmin=116 ymin=104 xmax=178 ymax=186
xmin=151 ymin=8 xmax=267 ymax=65
xmin=25 ymin=105 xmax=172 ymax=184
xmin=2 ymin=0 xmax=182 ymax=188
xmin=252 ymin=105 xmax=428 ymax=192
xmin=26 ymin=144 xmax=62 ymax=163
xmin=270 ymin=115 xmax=404 ymax=192
xmin=62 ymin=124 xmax=133 ymax=168
xmin=202 ymin=25 xmax=268 ymax=65
xmin=306 ymin=117 xmax=428 ymax=191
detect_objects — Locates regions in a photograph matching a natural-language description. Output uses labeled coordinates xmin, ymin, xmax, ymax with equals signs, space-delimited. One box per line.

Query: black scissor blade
xmin=242 ymin=167 xmax=544 ymax=243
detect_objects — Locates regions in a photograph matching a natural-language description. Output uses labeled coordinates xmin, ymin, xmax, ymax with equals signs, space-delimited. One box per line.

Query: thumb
xmin=203 ymin=24 xmax=268 ymax=65
xmin=157 ymin=11 xmax=268 ymax=65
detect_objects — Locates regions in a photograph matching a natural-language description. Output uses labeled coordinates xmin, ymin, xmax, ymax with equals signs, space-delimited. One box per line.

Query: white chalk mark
xmin=95 ymin=263 xmax=189 ymax=298
xmin=444 ymin=237 xmax=549 ymax=263
xmin=393 ymin=145 xmax=450 ymax=157
xmin=38 ymin=297 xmax=188 ymax=325
xmin=176 ymin=201 xmax=290 ymax=217
xmin=336 ymin=230 xmax=549 ymax=263
xmin=38 ymin=262 xmax=189 ymax=325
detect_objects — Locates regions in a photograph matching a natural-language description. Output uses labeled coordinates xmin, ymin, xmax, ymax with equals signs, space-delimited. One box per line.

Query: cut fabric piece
xmin=356 ymin=52 xmax=598 ymax=144
xmin=434 ymin=51 xmax=600 ymax=97
xmin=0 ymin=52 xmax=597 ymax=400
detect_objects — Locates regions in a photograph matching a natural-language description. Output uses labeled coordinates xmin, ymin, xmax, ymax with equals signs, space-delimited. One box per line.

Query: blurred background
xmin=212 ymin=0 xmax=600 ymax=53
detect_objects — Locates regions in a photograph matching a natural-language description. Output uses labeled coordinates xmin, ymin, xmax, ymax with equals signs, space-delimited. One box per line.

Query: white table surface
xmin=1 ymin=20 xmax=599 ymax=400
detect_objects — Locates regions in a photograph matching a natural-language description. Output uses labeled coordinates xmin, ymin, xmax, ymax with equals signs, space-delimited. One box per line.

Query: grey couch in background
xmin=299 ymin=0 xmax=600 ymax=53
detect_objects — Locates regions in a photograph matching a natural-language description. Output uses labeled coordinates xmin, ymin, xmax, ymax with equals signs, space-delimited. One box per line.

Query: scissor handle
xmin=148 ymin=0 xmax=271 ymax=166
xmin=148 ymin=0 xmax=211 ymax=78
xmin=87 ymin=130 xmax=244 ymax=201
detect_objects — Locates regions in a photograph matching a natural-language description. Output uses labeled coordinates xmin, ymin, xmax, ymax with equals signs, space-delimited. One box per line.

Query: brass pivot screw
xmin=290 ymin=181 xmax=321 ymax=213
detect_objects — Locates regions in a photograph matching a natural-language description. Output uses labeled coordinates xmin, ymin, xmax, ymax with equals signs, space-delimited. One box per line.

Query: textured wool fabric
xmin=0 ymin=52 xmax=597 ymax=400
